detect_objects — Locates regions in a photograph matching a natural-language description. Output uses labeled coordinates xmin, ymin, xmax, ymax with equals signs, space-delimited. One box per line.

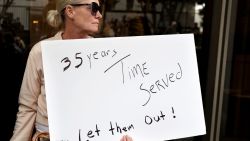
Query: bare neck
xmin=62 ymin=26 xmax=89 ymax=39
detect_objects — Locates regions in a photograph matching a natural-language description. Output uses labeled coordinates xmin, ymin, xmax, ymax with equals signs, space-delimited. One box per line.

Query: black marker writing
xmin=88 ymin=49 xmax=118 ymax=69
xmin=104 ymin=54 xmax=131 ymax=83
xmin=78 ymin=124 xmax=101 ymax=141
xmin=61 ymin=57 xmax=71 ymax=71
xmin=75 ymin=52 xmax=83 ymax=68
xmin=61 ymin=49 xmax=118 ymax=71
xmin=104 ymin=55 xmax=150 ymax=84
xmin=172 ymin=107 xmax=176 ymax=118
xmin=140 ymin=83 xmax=151 ymax=106
xmin=127 ymin=62 xmax=149 ymax=79
xmin=87 ymin=54 xmax=92 ymax=69
xmin=108 ymin=121 xmax=135 ymax=135
xmin=139 ymin=63 xmax=183 ymax=106
xmin=112 ymin=50 xmax=117 ymax=57
xmin=144 ymin=108 xmax=176 ymax=126
xmin=104 ymin=54 xmax=131 ymax=73
xmin=145 ymin=110 xmax=166 ymax=125
xmin=79 ymin=129 xmax=81 ymax=141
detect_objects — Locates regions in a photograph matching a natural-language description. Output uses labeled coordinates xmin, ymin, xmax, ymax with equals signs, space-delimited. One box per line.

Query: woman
xmin=10 ymin=0 xmax=133 ymax=141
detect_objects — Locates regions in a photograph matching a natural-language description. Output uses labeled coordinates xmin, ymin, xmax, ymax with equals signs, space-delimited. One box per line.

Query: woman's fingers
xmin=120 ymin=135 xmax=133 ymax=141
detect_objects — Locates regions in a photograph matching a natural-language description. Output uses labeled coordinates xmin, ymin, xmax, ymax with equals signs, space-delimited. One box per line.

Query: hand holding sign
xmin=42 ymin=34 xmax=206 ymax=141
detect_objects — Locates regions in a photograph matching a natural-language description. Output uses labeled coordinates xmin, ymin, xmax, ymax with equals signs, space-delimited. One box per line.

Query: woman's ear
xmin=64 ymin=5 xmax=75 ymax=19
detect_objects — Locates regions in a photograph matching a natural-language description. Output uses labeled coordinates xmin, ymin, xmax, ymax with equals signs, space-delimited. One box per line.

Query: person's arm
xmin=10 ymin=45 xmax=42 ymax=141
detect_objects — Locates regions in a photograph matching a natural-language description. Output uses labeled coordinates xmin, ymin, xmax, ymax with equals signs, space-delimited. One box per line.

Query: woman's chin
xmin=89 ymin=29 xmax=100 ymax=35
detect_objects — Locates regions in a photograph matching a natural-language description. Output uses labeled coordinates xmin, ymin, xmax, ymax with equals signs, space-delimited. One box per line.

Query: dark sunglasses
xmin=70 ymin=2 xmax=102 ymax=16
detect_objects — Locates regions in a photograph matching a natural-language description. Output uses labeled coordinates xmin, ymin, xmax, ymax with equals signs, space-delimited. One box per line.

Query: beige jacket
xmin=10 ymin=32 xmax=63 ymax=141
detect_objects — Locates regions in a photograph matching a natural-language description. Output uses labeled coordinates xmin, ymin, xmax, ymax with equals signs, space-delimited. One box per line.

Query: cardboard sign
xmin=42 ymin=34 xmax=206 ymax=141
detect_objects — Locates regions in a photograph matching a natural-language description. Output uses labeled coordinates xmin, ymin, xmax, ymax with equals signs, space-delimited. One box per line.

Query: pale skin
xmin=62 ymin=0 xmax=102 ymax=39
xmin=61 ymin=0 xmax=133 ymax=141
xmin=120 ymin=135 xmax=133 ymax=141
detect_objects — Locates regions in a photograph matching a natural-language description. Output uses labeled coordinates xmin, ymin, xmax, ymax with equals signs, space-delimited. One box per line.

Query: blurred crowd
xmin=0 ymin=14 xmax=27 ymax=141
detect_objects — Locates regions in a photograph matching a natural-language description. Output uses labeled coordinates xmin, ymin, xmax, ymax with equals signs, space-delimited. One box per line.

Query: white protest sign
xmin=42 ymin=34 xmax=206 ymax=141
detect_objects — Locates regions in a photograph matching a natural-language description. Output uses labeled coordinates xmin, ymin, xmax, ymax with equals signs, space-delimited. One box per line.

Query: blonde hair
xmin=46 ymin=0 xmax=86 ymax=28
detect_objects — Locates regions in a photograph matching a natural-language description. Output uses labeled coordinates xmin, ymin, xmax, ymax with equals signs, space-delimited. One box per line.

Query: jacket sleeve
xmin=10 ymin=44 xmax=42 ymax=141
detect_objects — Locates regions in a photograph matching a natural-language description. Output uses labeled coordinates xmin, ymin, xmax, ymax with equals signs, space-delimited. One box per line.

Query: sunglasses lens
xmin=91 ymin=2 xmax=101 ymax=16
